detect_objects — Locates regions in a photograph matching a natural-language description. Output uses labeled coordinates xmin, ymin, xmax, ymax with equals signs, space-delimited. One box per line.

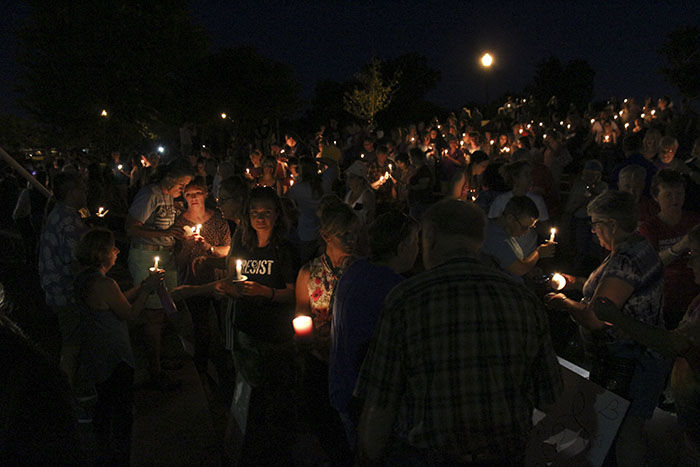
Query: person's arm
xmin=593 ymin=297 xmax=688 ymax=358
xmin=98 ymin=274 xmax=160 ymax=321
xmin=125 ymin=215 xmax=182 ymax=239
xmin=505 ymin=241 xmax=556 ymax=276
xmin=170 ymin=282 xmax=219 ymax=301
xmin=356 ymin=404 xmax=399 ymax=465
xmin=295 ymin=266 xmax=311 ymax=315
xmin=658 ymin=234 xmax=690 ymax=266
xmin=548 ymin=276 xmax=634 ymax=330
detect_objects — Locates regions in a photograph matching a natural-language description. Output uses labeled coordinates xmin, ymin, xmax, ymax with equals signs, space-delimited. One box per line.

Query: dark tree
xmin=660 ymin=26 xmax=700 ymax=110
xmin=377 ymin=52 xmax=442 ymax=128
xmin=191 ymin=46 xmax=302 ymax=147
xmin=527 ymin=56 xmax=594 ymax=115
xmin=17 ymin=1 xmax=207 ymax=150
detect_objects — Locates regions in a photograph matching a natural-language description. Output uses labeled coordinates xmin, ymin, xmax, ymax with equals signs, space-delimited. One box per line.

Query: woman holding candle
xmin=546 ymin=190 xmax=670 ymax=466
xmin=255 ymin=156 xmax=281 ymax=195
xmin=173 ymin=177 xmax=231 ymax=379
xmin=217 ymin=187 xmax=297 ymax=464
xmin=295 ymin=195 xmax=361 ymax=462
xmin=74 ymin=228 xmax=163 ymax=464
xmin=640 ymin=170 xmax=700 ymax=329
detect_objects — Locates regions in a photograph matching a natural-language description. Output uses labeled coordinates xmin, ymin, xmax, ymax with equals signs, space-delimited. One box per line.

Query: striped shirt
xmin=355 ymin=253 xmax=562 ymax=460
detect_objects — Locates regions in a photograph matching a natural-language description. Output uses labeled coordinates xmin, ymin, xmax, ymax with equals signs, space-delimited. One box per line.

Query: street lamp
xmin=479 ymin=52 xmax=494 ymax=109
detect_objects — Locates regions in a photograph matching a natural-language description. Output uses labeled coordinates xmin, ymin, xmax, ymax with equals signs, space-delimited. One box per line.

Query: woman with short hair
xmin=548 ymin=190 xmax=670 ymax=466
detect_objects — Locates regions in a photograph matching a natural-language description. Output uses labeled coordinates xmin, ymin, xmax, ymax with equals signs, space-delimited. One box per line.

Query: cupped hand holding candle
xmin=293 ymin=316 xmax=313 ymax=336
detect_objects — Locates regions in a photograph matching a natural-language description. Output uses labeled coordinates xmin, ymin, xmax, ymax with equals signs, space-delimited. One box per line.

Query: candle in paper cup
xmin=236 ymin=259 xmax=243 ymax=281
xmin=293 ymin=316 xmax=313 ymax=336
xmin=551 ymin=273 xmax=567 ymax=291
xmin=549 ymin=228 xmax=557 ymax=243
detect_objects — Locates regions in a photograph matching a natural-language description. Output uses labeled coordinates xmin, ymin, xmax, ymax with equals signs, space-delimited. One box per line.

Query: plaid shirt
xmin=355 ymin=254 xmax=562 ymax=460
xmin=39 ymin=201 xmax=86 ymax=307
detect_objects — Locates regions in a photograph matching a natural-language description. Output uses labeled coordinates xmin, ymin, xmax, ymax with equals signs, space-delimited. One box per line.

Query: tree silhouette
xmin=659 ymin=26 xmax=700 ymax=109
xmin=17 ymin=1 xmax=207 ymax=150
xmin=344 ymin=57 xmax=399 ymax=128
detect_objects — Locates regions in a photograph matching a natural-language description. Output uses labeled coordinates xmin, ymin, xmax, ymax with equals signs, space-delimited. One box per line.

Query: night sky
xmin=1 ymin=1 xmax=698 ymax=116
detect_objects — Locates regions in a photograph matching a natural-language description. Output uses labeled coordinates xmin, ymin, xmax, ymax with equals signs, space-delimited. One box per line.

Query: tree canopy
xmin=17 ymin=1 xmax=207 ymax=149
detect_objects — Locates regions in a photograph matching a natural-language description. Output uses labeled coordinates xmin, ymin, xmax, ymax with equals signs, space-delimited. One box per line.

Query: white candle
xmin=150 ymin=256 xmax=160 ymax=272
xmin=195 ymin=224 xmax=202 ymax=235
xmin=236 ymin=259 xmax=243 ymax=281
xmin=293 ymin=316 xmax=313 ymax=336
xmin=551 ymin=273 xmax=567 ymax=291
xmin=549 ymin=228 xmax=557 ymax=243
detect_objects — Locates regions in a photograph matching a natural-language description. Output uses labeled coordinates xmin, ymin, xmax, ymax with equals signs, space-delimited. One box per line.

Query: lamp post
xmin=480 ymin=52 xmax=494 ymax=110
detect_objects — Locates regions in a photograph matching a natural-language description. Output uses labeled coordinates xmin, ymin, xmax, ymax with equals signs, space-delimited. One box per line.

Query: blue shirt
xmin=329 ymin=258 xmax=404 ymax=412
xmin=481 ymin=220 xmax=524 ymax=284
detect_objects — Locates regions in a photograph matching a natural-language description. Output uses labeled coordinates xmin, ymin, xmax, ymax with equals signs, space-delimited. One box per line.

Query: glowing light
xmin=220 ymin=113 xmax=227 ymax=119
xmin=236 ymin=259 xmax=243 ymax=281
xmin=293 ymin=316 xmax=313 ymax=335
xmin=551 ymin=273 xmax=566 ymax=291
xmin=157 ymin=146 xmax=165 ymax=153
xmin=480 ymin=52 xmax=493 ymax=67
xmin=100 ymin=109 xmax=108 ymax=117
xmin=549 ymin=228 xmax=557 ymax=243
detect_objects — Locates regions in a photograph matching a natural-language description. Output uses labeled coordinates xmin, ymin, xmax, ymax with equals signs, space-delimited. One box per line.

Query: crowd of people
xmin=2 ymin=93 xmax=700 ymax=465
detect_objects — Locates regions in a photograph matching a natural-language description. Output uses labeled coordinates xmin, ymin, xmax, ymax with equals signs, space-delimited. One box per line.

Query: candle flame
xmin=551 ymin=273 xmax=566 ymax=291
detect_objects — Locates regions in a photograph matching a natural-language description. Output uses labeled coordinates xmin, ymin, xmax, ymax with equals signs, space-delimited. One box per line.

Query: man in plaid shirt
xmin=354 ymin=199 xmax=562 ymax=465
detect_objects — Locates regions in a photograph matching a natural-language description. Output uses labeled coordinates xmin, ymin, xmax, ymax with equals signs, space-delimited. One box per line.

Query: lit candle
xmin=624 ymin=123 xmax=630 ymax=129
xmin=518 ymin=128 xmax=523 ymax=134
xmin=117 ymin=164 xmax=123 ymax=170
xmin=641 ymin=113 xmax=646 ymax=119
xmin=490 ymin=139 xmax=495 ymax=145
xmin=543 ymin=134 xmax=548 ymax=139
xmin=236 ymin=259 xmax=243 ymax=281
xmin=96 ymin=206 xmax=109 ymax=217
xmin=551 ymin=273 xmax=567 ymax=291
xmin=567 ymin=124 xmax=571 ymax=130
xmin=651 ymin=109 xmax=656 ymax=116
xmin=549 ymin=228 xmax=557 ymax=243
xmin=150 ymin=256 xmax=160 ymax=272
xmin=195 ymin=224 xmax=202 ymax=235
xmin=604 ymin=135 xmax=611 ymax=142
xmin=384 ymin=171 xmax=389 ymax=179
xmin=388 ymin=163 xmax=392 ymax=171
xmin=559 ymin=121 xmax=564 ymax=126
xmin=360 ymin=153 xmax=365 ymax=159
xmin=539 ymin=122 xmax=544 ymax=127
xmin=590 ymin=118 xmax=595 ymax=124
xmin=245 ymin=168 xmax=250 ymax=175
xmin=293 ymin=316 xmax=313 ymax=336
xmin=289 ymin=179 xmax=294 ymax=187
